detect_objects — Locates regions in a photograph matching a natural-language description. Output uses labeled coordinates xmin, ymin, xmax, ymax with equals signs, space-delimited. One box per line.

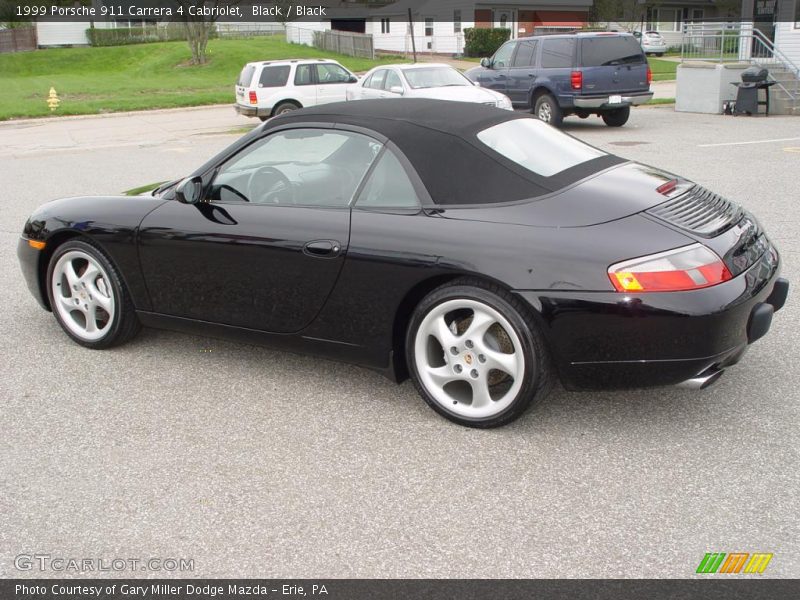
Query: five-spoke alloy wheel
xmin=47 ymin=240 xmax=140 ymax=349
xmin=407 ymin=280 xmax=552 ymax=427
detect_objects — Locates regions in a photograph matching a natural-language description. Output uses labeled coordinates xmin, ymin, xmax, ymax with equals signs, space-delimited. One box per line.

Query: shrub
xmin=463 ymin=28 xmax=511 ymax=57
xmin=86 ymin=24 xmax=216 ymax=47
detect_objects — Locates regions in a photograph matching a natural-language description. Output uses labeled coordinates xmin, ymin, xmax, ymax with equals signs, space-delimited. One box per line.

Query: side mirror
xmin=389 ymin=85 xmax=404 ymax=95
xmin=176 ymin=176 xmax=203 ymax=204
xmin=348 ymin=75 xmax=358 ymax=83
xmin=473 ymin=81 xmax=481 ymax=87
xmin=480 ymin=57 xmax=492 ymax=68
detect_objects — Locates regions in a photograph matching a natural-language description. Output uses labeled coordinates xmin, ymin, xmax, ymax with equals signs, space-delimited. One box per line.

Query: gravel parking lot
xmin=1 ymin=105 xmax=797 ymax=578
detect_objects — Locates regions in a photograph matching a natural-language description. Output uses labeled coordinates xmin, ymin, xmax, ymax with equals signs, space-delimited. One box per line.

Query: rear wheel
xmin=46 ymin=239 xmax=140 ymax=349
xmin=272 ymin=101 xmax=300 ymax=117
xmin=533 ymin=93 xmax=563 ymax=127
xmin=406 ymin=280 xmax=552 ymax=428
xmin=602 ymin=106 xmax=631 ymax=127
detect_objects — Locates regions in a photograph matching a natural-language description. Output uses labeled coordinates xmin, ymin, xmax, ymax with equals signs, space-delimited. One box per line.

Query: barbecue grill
xmin=732 ymin=67 xmax=775 ymax=116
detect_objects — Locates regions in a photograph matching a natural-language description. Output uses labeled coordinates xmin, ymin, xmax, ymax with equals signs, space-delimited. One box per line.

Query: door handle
xmin=303 ymin=239 xmax=341 ymax=258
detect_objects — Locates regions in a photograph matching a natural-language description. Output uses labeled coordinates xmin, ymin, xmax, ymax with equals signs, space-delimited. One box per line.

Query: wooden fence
xmin=0 ymin=27 xmax=37 ymax=54
xmin=310 ymin=29 xmax=374 ymax=60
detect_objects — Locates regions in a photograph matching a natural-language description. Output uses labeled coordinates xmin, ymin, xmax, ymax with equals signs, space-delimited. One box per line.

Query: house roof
xmin=371 ymin=0 xmax=592 ymax=17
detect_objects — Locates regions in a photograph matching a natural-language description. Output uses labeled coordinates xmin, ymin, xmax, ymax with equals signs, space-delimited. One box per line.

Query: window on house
xmin=381 ymin=18 xmax=390 ymax=34
xmin=425 ymin=18 xmax=434 ymax=37
xmin=691 ymin=9 xmax=705 ymax=22
xmin=649 ymin=8 xmax=681 ymax=32
xmin=454 ymin=10 xmax=462 ymax=34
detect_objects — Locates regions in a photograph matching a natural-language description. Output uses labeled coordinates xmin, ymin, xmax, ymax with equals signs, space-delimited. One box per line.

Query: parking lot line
xmin=698 ymin=136 xmax=800 ymax=148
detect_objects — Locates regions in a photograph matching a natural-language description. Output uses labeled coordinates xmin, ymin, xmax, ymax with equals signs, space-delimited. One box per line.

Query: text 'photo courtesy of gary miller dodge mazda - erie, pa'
xmin=17 ymin=99 xmax=789 ymax=428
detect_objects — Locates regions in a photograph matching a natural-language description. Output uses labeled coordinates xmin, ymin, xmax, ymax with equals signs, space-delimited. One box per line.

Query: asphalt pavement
xmin=0 ymin=105 xmax=797 ymax=578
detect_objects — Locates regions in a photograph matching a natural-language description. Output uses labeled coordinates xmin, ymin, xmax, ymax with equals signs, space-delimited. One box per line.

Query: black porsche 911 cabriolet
xmin=18 ymin=99 xmax=788 ymax=427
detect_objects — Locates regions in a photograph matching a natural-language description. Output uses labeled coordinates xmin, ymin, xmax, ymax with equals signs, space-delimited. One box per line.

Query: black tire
xmin=656 ymin=53 xmax=664 ymax=57
xmin=602 ymin=106 xmax=631 ymax=127
xmin=533 ymin=93 xmax=563 ymax=127
xmin=272 ymin=101 xmax=300 ymax=117
xmin=405 ymin=278 xmax=553 ymax=428
xmin=258 ymin=116 xmax=269 ymax=122
xmin=46 ymin=239 xmax=140 ymax=349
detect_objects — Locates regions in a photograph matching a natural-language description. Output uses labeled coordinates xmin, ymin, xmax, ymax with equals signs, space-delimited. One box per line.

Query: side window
xmin=541 ymin=38 xmax=576 ymax=68
xmin=511 ymin=40 xmax=537 ymax=68
xmin=356 ymin=150 xmax=421 ymax=209
xmin=367 ymin=69 xmax=386 ymax=90
xmin=294 ymin=64 xmax=314 ymax=86
xmin=209 ymin=129 xmax=382 ymax=207
xmin=384 ymin=70 xmax=403 ymax=92
xmin=259 ymin=65 xmax=290 ymax=88
xmin=316 ymin=63 xmax=351 ymax=84
xmin=492 ymin=41 xmax=516 ymax=68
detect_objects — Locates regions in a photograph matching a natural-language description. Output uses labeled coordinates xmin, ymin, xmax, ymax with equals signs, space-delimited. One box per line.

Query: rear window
xmin=477 ymin=118 xmax=606 ymax=177
xmin=259 ymin=65 xmax=290 ymax=88
xmin=580 ymin=36 xmax=645 ymax=67
xmin=237 ymin=65 xmax=256 ymax=87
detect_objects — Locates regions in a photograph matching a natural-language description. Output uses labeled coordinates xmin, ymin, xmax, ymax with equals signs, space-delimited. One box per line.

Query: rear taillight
xmin=608 ymin=244 xmax=732 ymax=292
xmin=570 ymin=71 xmax=582 ymax=90
xmin=248 ymin=91 xmax=257 ymax=105
xmin=646 ymin=66 xmax=652 ymax=85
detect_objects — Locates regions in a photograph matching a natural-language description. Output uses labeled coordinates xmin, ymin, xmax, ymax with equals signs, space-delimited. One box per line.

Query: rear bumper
xmin=233 ymin=103 xmax=267 ymax=118
xmin=573 ymin=91 xmax=653 ymax=109
xmin=515 ymin=247 xmax=787 ymax=391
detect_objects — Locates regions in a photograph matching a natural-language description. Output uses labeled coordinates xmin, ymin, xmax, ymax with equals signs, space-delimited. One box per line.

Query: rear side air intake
xmin=647 ymin=185 xmax=743 ymax=237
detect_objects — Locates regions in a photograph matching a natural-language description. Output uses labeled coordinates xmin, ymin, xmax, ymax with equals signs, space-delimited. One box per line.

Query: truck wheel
xmin=272 ymin=101 xmax=300 ymax=117
xmin=533 ymin=93 xmax=563 ymax=127
xmin=602 ymin=106 xmax=631 ymax=127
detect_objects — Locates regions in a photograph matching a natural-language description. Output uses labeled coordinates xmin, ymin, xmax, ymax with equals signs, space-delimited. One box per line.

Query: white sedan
xmin=346 ymin=63 xmax=513 ymax=110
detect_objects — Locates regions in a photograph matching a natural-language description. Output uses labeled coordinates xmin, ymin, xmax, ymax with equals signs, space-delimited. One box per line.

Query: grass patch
xmin=646 ymin=97 xmax=675 ymax=105
xmin=122 ymin=181 xmax=167 ymax=195
xmin=0 ymin=38 xmax=407 ymax=120
xmin=648 ymin=57 xmax=677 ymax=81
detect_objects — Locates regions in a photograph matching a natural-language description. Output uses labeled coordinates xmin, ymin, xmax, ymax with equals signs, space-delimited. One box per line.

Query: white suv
xmin=234 ymin=58 xmax=358 ymax=121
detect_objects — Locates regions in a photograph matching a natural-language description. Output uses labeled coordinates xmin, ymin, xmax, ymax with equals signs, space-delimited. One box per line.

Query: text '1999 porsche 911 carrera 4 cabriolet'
xmin=18 ymin=100 xmax=789 ymax=427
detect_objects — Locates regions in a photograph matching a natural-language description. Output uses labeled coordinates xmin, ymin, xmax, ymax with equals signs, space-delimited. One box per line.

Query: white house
xmin=289 ymin=0 xmax=591 ymax=55
xmin=771 ymin=0 xmax=800 ymax=66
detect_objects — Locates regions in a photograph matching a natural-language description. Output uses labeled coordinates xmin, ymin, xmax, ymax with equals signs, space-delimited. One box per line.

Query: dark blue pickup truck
xmin=465 ymin=32 xmax=653 ymax=127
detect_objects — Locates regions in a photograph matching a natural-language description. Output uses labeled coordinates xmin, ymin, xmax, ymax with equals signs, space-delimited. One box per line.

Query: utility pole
xmin=408 ymin=8 xmax=417 ymax=63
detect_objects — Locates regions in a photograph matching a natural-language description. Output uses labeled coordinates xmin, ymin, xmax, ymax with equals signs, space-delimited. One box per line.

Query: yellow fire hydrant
xmin=47 ymin=87 xmax=60 ymax=112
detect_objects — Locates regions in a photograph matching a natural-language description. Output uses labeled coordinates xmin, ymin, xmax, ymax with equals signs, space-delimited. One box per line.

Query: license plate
xmin=609 ymin=95 xmax=622 ymax=105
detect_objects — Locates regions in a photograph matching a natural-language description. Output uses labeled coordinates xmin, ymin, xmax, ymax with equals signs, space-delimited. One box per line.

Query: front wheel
xmin=406 ymin=280 xmax=552 ymax=428
xmin=602 ymin=106 xmax=631 ymax=127
xmin=47 ymin=239 xmax=140 ymax=349
xmin=533 ymin=93 xmax=563 ymax=127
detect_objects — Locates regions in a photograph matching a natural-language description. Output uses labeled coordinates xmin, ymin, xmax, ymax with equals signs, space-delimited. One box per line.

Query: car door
xmin=505 ymin=39 xmax=538 ymax=105
xmin=137 ymin=126 xmax=383 ymax=333
xmin=358 ymin=69 xmax=388 ymax=99
xmin=475 ymin=40 xmax=517 ymax=93
xmin=382 ymin=69 xmax=405 ymax=97
xmin=292 ymin=63 xmax=318 ymax=106
xmin=315 ymin=63 xmax=356 ymax=104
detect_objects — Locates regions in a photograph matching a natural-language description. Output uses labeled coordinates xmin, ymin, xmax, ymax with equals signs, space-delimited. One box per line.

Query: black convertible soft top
xmin=269 ymin=99 xmax=625 ymax=205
